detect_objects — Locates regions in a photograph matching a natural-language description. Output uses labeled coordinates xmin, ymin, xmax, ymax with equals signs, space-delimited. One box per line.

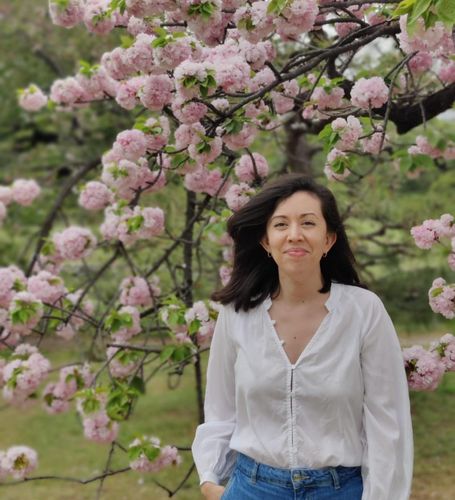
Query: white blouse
xmin=192 ymin=283 xmax=413 ymax=499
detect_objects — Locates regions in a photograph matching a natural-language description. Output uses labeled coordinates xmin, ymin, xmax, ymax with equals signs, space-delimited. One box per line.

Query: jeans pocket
xmin=221 ymin=471 xmax=236 ymax=500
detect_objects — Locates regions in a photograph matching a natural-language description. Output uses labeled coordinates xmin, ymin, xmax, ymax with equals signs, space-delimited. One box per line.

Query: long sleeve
xmin=191 ymin=305 xmax=238 ymax=485
xmin=360 ymin=296 xmax=414 ymax=500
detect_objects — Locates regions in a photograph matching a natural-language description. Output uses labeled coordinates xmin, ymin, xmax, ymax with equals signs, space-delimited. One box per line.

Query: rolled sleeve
xmin=360 ymin=296 xmax=413 ymax=500
xmin=192 ymin=305 xmax=238 ymax=485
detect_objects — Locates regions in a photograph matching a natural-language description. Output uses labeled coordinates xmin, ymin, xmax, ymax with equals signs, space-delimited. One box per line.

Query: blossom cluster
xmin=43 ymin=364 xmax=93 ymax=414
xmin=408 ymin=136 xmax=455 ymax=161
xmin=0 ymin=344 xmax=50 ymax=406
xmin=403 ymin=333 xmax=455 ymax=391
xmin=0 ymin=180 xmax=41 ymax=227
xmin=128 ymin=435 xmax=182 ymax=473
xmin=77 ymin=390 xmax=119 ymax=444
xmin=0 ymin=446 xmax=38 ymax=480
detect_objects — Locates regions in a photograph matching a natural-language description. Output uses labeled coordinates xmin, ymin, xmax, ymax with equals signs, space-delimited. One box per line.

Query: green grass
xmin=1 ymin=337 xmax=455 ymax=499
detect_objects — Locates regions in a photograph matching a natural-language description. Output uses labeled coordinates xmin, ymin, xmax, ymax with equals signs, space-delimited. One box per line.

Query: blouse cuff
xmin=200 ymin=471 xmax=221 ymax=486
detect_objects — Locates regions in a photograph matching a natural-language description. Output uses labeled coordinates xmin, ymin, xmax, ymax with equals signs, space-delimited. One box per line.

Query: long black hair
xmin=212 ymin=174 xmax=365 ymax=311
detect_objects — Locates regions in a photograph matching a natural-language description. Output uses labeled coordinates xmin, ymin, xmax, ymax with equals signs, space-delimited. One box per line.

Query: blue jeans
xmin=221 ymin=453 xmax=363 ymax=500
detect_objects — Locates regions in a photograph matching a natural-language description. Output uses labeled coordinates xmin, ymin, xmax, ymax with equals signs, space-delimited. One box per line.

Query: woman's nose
xmin=287 ymin=223 xmax=303 ymax=241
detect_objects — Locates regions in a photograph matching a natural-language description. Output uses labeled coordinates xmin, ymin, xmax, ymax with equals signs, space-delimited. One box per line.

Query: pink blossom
xmin=362 ymin=127 xmax=388 ymax=154
xmin=408 ymin=52 xmax=433 ymax=75
xmin=83 ymin=411 xmax=119 ymax=443
xmin=411 ymin=214 xmax=454 ymax=249
xmin=323 ymin=149 xmax=351 ymax=181
xmin=129 ymin=436 xmax=182 ymax=472
xmin=331 ymin=115 xmax=363 ymax=151
xmin=8 ymin=292 xmax=44 ymax=335
xmin=222 ymin=123 xmax=257 ymax=151
xmin=107 ymin=346 xmax=141 ymax=378
xmin=171 ymin=96 xmax=208 ymax=125
xmin=113 ymin=129 xmax=148 ymax=162
xmin=439 ymin=61 xmax=455 ymax=84
xmin=0 ymin=266 xmax=27 ymax=309
xmin=224 ymin=183 xmax=256 ymax=211
xmin=27 ymin=271 xmax=66 ymax=304
xmin=398 ymin=15 xmax=453 ymax=55
xmin=11 ymin=179 xmax=41 ymax=206
xmin=239 ymin=39 xmax=270 ymax=71
xmin=139 ymin=74 xmax=174 ymax=111
xmin=429 ymin=277 xmax=455 ymax=319
xmin=0 ymin=446 xmax=38 ymax=479
xmin=101 ymin=47 xmax=132 ymax=81
xmin=18 ymin=84 xmax=48 ymax=112
xmin=124 ymin=33 xmax=155 ymax=73
xmin=234 ymin=2 xmax=274 ymax=43
xmin=403 ymin=345 xmax=446 ymax=391
xmin=83 ymin=0 xmax=116 ymax=35
xmin=143 ymin=116 xmax=170 ymax=152
xmin=50 ymin=77 xmax=85 ymax=106
xmin=351 ymin=77 xmax=389 ymax=109
xmin=312 ymin=86 xmax=344 ymax=110
xmin=136 ymin=161 xmax=167 ymax=193
xmin=431 ymin=333 xmax=455 ymax=371
xmin=115 ymin=76 xmax=144 ymax=110
xmin=43 ymin=382 xmax=71 ymax=414
xmin=110 ymin=305 xmax=142 ymax=342
xmin=101 ymin=159 xmax=140 ymax=200
xmin=215 ymin=56 xmax=251 ymax=93
xmin=137 ymin=206 xmax=165 ymax=239
xmin=235 ymin=153 xmax=269 ymax=183
xmin=197 ymin=319 xmax=215 ymax=348
xmin=251 ymin=67 xmax=275 ymax=92
xmin=154 ymin=36 xmax=194 ymax=71
xmin=219 ymin=265 xmax=232 ymax=286
xmin=79 ymin=181 xmax=114 ymax=211
xmin=2 ymin=344 xmax=50 ymax=404
xmin=49 ymin=0 xmax=84 ymax=28
xmin=0 ymin=186 xmax=13 ymax=206
xmin=184 ymin=166 xmax=229 ymax=196
xmin=53 ymin=226 xmax=96 ymax=261
xmin=188 ymin=136 xmax=223 ymax=166
xmin=119 ymin=276 xmax=160 ymax=307
xmin=274 ymin=0 xmax=319 ymax=40
xmin=174 ymin=60 xmax=217 ymax=99
xmin=408 ymin=135 xmax=441 ymax=159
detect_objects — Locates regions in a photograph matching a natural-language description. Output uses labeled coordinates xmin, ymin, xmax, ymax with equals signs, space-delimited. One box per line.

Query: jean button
xmin=292 ymin=473 xmax=301 ymax=481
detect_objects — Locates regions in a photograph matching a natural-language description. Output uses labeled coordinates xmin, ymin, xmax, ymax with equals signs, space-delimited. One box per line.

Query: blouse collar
xmin=263 ymin=282 xmax=340 ymax=312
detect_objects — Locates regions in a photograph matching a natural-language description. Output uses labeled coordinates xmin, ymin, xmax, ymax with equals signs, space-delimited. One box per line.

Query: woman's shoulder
xmin=334 ymin=283 xmax=385 ymax=311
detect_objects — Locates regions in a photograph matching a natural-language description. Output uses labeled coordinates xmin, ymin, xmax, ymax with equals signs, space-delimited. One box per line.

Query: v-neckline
xmin=263 ymin=284 xmax=338 ymax=368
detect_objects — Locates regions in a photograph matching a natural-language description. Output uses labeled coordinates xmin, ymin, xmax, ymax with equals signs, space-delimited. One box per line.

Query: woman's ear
xmin=325 ymin=232 xmax=337 ymax=253
xmin=260 ymin=235 xmax=270 ymax=254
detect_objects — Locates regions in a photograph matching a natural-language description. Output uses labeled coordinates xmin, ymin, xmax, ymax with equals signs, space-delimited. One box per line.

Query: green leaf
xmin=408 ymin=0 xmax=432 ymax=26
xmin=160 ymin=344 xmax=175 ymax=362
xmin=127 ymin=215 xmax=144 ymax=233
xmin=130 ymin=376 xmax=146 ymax=395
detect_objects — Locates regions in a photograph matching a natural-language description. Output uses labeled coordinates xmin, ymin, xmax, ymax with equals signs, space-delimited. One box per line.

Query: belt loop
xmin=329 ymin=467 xmax=340 ymax=490
xmin=250 ymin=460 xmax=259 ymax=484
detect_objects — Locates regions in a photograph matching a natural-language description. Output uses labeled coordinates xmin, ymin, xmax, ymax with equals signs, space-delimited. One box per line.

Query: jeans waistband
xmin=235 ymin=453 xmax=361 ymax=489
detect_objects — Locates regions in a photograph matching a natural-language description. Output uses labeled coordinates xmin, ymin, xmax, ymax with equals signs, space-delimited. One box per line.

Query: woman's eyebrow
xmin=271 ymin=212 xmax=318 ymax=219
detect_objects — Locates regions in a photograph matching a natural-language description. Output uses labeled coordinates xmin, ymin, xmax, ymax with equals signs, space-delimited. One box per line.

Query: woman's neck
xmin=274 ymin=270 xmax=325 ymax=305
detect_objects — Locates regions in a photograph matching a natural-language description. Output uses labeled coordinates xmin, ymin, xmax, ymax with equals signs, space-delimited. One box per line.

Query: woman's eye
xmin=303 ymin=221 xmax=315 ymax=226
xmin=274 ymin=223 xmax=286 ymax=228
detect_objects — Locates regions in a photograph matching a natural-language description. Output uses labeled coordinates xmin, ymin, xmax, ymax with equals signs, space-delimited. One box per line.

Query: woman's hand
xmin=200 ymin=481 xmax=226 ymax=499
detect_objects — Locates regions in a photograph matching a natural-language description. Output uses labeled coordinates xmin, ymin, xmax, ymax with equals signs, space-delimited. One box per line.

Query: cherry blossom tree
xmin=1 ymin=0 xmax=455 ymax=494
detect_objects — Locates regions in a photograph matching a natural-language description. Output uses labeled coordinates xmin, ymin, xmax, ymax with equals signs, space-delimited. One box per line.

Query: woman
xmin=192 ymin=174 xmax=413 ymax=499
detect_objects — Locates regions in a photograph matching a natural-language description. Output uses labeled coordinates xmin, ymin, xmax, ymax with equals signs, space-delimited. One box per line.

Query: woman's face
xmin=261 ymin=191 xmax=337 ymax=275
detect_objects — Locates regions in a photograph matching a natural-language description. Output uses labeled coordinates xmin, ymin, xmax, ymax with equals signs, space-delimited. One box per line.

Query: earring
xmin=322 ymin=252 xmax=327 ymax=258
xmin=267 ymin=252 xmax=272 ymax=258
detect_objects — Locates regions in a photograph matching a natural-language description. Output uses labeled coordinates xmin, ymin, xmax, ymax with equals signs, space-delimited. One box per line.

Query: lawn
xmin=0 ymin=336 xmax=454 ymax=500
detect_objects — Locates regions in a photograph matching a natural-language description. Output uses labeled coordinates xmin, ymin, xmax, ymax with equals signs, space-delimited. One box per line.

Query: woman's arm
xmin=192 ymin=305 xmax=238 ymax=488
xmin=360 ymin=296 xmax=414 ymax=500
